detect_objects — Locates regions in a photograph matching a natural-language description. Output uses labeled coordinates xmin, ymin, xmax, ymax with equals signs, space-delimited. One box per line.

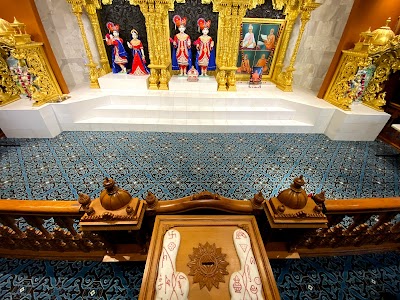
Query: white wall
xmin=285 ymin=0 xmax=354 ymax=92
xmin=34 ymin=0 xmax=98 ymax=88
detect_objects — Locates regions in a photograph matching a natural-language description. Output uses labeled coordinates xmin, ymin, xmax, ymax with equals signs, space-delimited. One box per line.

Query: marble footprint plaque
xmin=229 ymin=229 xmax=264 ymax=300
xmin=155 ymin=229 xmax=189 ymax=300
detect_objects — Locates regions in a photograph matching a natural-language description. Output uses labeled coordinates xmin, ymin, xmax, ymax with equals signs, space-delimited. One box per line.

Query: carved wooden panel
xmin=139 ymin=215 xmax=280 ymax=299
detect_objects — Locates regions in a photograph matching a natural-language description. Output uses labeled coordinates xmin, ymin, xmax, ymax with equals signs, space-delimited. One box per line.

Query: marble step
xmin=90 ymin=104 xmax=296 ymax=120
xmin=73 ymin=117 xmax=313 ymax=133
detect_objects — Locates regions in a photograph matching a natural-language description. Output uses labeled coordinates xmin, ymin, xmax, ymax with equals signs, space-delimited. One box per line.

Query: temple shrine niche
xmin=61 ymin=0 xmax=322 ymax=92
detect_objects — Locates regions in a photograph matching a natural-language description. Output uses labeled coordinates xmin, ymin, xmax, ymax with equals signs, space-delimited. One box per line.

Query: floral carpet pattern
xmin=0 ymin=131 xmax=400 ymax=299
xmin=0 ymin=131 xmax=399 ymax=201
xmin=0 ymin=252 xmax=399 ymax=300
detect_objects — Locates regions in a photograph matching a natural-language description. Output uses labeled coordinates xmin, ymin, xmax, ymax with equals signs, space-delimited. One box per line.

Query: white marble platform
xmin=98 ymin=73 xmax=149 ymax=91
xmin=0 ymin=77 xmax=390 ymax=141
xmin=169 ymin=75 xmax=218 ymax=92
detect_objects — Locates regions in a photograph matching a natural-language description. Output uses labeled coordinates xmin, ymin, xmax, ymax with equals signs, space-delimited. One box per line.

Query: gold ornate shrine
xmin=139 ymin=215 xmax=281 ymax=299
xmin=64 ymin=0 xmax=321 ymax=92
xmin=0 ymin=18 xmax=65 ymax=106
xmin=324 ymin=18 xmax=400 ymax=111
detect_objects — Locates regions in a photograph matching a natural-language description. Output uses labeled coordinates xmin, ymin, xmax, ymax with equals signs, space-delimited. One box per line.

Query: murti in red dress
xmin=127 ymin=29 xmax=149 ymax=76
xmin=194 ymin=18 xmax=214 ymax=76
xmin=171 ymin=15 xmax=191 ymax=76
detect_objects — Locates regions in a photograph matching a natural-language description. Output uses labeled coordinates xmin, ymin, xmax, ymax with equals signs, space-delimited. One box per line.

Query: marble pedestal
xmin=169 ymin=75 xmax=218 ymax=92
xmin=98 ymin=73 xmax=149 ymax=91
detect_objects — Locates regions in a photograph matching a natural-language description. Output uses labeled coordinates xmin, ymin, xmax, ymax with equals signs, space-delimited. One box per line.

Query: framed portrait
xmin=236 ymin=18 xmax=285 ymax=81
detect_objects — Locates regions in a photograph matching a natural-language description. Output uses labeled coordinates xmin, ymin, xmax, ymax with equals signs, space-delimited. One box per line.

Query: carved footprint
xmin=155 ymin=229 xmax=189 ymax=300
xmin=229 ymin=229 xmax=264 ymax=300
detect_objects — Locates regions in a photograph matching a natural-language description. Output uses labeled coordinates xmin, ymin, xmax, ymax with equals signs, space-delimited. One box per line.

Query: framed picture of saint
xmin=236 ymin=18 xmax=285 ymax=81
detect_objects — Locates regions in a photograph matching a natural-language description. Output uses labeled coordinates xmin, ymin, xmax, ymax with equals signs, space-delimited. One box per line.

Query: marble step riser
xmin=62 ymin=123 xmax=316 ymax=134
xmin=87 ymin=109 xmax=296 ymax=120
xmin=106 ymin=97 xmax=287 ymax=108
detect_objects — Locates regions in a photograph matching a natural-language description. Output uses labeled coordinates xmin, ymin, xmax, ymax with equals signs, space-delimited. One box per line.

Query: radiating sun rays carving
xmin=187 ymin=242 xmax=229 ymax=291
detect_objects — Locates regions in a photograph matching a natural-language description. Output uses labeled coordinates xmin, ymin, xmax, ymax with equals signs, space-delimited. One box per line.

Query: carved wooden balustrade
xmin=292 ymin=197 xmax=400 ymax=256
xmin=0 ymin=199 xmax=109 ymax=260
xmin=0 ymin=192 xmax=399 ymax=261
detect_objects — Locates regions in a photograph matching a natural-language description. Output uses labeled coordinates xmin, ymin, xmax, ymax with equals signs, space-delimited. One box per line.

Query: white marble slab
xmin=0 ymin=83 xmax=390 ymax=140
xmin=98 ymin=73 xmax=150 ymax=91
xmin=169 ymin=76 xmax=218 ymax=92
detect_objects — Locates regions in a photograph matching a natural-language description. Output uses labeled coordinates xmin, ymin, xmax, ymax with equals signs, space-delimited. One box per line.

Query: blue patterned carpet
xmin=0 ymin=252 xmax=399 ymax=300
xmin=0 ymin=131 xmax=399 ymax=200
xmin=1 ymin=132 xmax=400 ymax=299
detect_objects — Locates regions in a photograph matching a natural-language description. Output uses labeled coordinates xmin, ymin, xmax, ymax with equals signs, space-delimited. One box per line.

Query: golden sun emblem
xmin=187 ymin=242 xmax=229 ymax=291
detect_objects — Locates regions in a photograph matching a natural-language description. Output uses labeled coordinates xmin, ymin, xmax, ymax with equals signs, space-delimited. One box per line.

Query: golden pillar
xmin=127 ymin=0 xmax=174 ymax=90
xmin=66 ymin=0 xmax=100 ymax=88
xmin=274 ymin=1 xmax=320 ymax=92
xmin=85 ymin=0 xmax=111 ymax=75
xmin=207 ymin=0 xmax=263 ymax=91
xmin=271 ymin=10 xmax=299 ymax=82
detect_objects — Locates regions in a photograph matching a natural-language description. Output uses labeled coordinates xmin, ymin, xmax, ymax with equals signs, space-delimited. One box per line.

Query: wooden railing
xmin=0 ymin=200 xmax=109 ymax=260
xmin=0 ymin=195 xmax=399 ymax=260
xmin=293 ymin=197 xmax=400 ymax=256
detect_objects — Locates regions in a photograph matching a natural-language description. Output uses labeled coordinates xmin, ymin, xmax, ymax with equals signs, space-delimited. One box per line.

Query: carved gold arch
xmin=66 ymin=0 xmax=320 ymax=91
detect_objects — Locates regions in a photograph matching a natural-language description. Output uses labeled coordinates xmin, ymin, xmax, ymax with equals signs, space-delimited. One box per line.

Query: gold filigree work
xmin=188 ymin=242 xmax=229 ymax=291
xmin=323 ymin=19 xmax=399 ymax=111
xmin=0 ymin=18 xmax=65 ymax=106
xmin=0 ymin=50 xmax=20 ymax=106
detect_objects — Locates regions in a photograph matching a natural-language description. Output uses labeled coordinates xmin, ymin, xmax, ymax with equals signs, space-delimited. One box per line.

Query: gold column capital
xmin=66 ymin=0 xmax=85 ymax=13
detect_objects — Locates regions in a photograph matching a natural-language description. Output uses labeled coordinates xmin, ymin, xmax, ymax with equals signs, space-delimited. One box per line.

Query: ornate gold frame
xmin=236 ymin=17 xmax=286 ymax=82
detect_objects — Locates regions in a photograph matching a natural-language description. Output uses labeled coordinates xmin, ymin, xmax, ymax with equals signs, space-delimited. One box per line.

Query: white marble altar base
xmin=98 ymin=73 xmax=149 ymax=91
xmin=0 ymin=82 xmax=390 ymax=141
xmin=169 ymin=76 xmax=218 ymax=92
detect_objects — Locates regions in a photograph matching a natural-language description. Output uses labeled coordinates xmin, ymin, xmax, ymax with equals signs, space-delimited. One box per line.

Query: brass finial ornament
xmin=79 ymin=178 xmax=147 ymax=231
xmin=100 ymin=177 xmax=132 ymax=210
xmin=263 ymin=176 xmax=328 ymax=229
xmin=277 ymin=175 xmax=308 ymax=209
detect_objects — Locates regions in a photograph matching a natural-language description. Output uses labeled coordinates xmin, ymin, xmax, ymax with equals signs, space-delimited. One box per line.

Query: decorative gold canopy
xmin=371 ymin=18 xmax=395 ymax=46
xmin=323 ymin=17 xmax=400 ymax=111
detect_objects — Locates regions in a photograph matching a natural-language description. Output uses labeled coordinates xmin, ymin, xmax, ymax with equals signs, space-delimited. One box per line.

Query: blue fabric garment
xmin=111 ymin=39 xmax=128 ymax=74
